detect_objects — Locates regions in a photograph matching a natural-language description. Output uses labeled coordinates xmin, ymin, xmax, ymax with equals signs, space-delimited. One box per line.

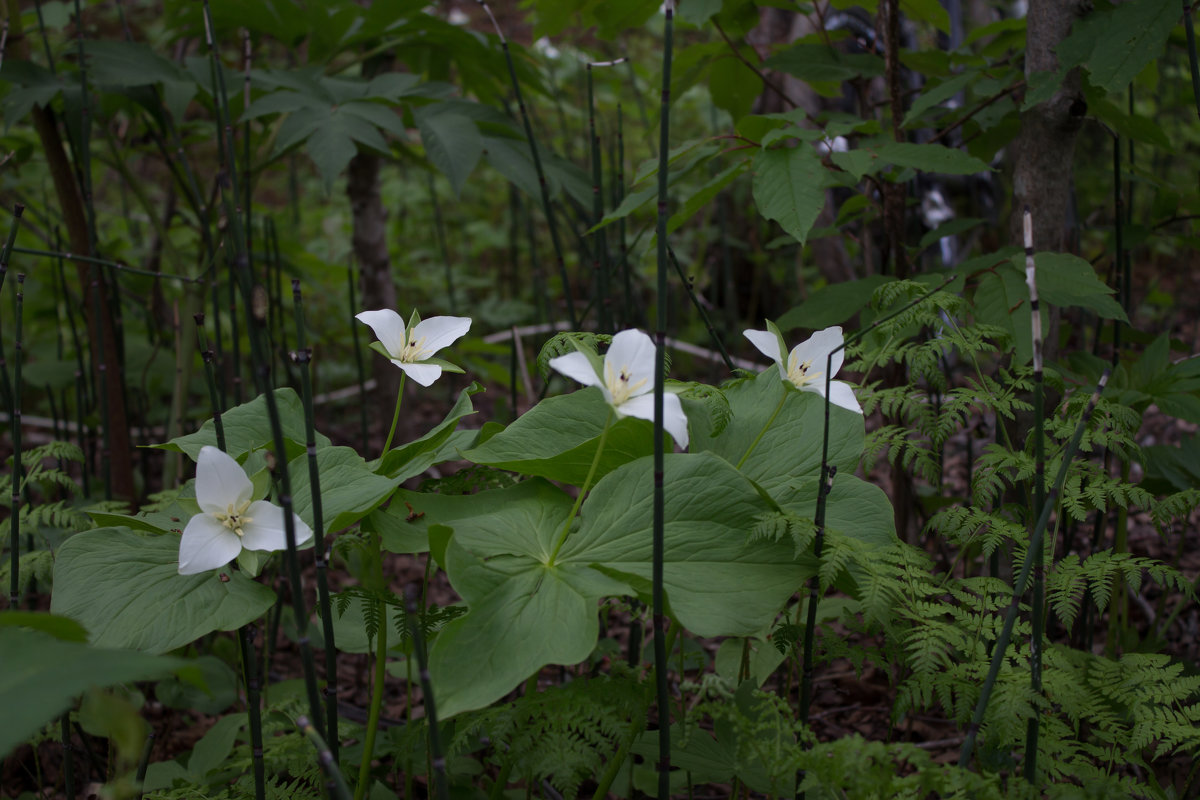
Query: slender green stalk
xmin=381 ymin=373 xmax=407 ymax=456
xmin=1185 ymin=0 xmax=1200 ymax=120
xmin=549 ymin=413 xmax=613 ymax=563
xmin=652 ymin=7 xmax=676 ymax=798
xmin=194 ymin=315 xmax=227 ymax=451
xmin=615 ymin=103 xmax=637 ymax=329
xmin=737 ymin=391 xmax=787 ymax=470
xmin=958 ymin=370 xmax=1111 ymax=768
xmin=9 ymin=274 xmax=25 ymax=608
xmin=405 ymin=584 xmax=449 ymax=800
xmin=60 ymin=714 xmax=75 ymax=799
xmin=293 ymin=279 xmax=339 ymax=763
xmin=355 ymin=587 xmax=388 ymax=800
xmin=347 ymin=266 xmax=369 ymax=451
xmin=586 ymin=60 xmax=625 ymax=332
xmin=135 ymin=728 xmax=154 ymax=797
xmin=205 ymin=0 xmax=324 ymax=743
xmin=71 ymin=0 xmax=96 ymax=252
xmin=795 ymin=277 xmax=955 ymax=798
xmin=475 ymin=0 xmax=578 ymax=328
xmin=666 ymin=244 xmax=734 ymax=372
xmin=298 ymin=715 xmax=353 ymax=800
xmin=427 ymin=174 xmax=458 ymax=314
xmin=1022 ymin=208 xmax=1046 ymax=784
xmin=1106 ymin=133 xmax=1130 ymax=656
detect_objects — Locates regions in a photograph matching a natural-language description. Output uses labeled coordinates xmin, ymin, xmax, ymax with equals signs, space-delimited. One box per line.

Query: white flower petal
xmin=604 ymin=330 xmax=657 ymax=395
xmin=615 ymin=393 xmax=690 ymax=450
xmin=549 ymin=351 xmax=602 ymax=387
xmin=397 ymin=360 xmax=443 ymax=387
xmin=824 ymin=380 xmax=863 ymax=414
xmin=178 ymin=514 xmax=242 ymax=575
xmin=195 ymin=446 xmax=253 ymax=514
xmin=239 ymin=501 xmax=291 ymax=551
xmin=744 ymin=328 xmax=784 ymax=373
xmin=411 ymin=315 xmax=471 ymax=356
xmin=789 ymin=327 xmax=845 ymax=379
xmin=356 ymin=309 xmax=408 ymax=359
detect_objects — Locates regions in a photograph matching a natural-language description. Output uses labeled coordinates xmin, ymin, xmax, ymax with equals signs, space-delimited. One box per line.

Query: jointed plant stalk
xmin=194 ymin=315 xmax=226 ymax=452
xmin=427 ymin=174 xmax=458 ymax=315
xmin=298 ymin=715 xmax=353 ymax=800
xmin=653 ymin=5 xmax=676 ymax=797
xmin=1022 ymin=208 xmax=1046 ymax=783
xmin=958 ymin=370 xmax=1111 ymax=769
xmin=406 ymin=584 xmax=449 ymax=800
xmin=586 ymin=60 xmax=625 ymax=333
xmin=347 ymin=265 xmax=369 ymax=451
xmin=9 ymin=273 xmax=24 ymax=608
xmin=202 ymin=0 xmax=325 ymax=745
xmin=667 ymin=244 xmax=734 ymax=372
xmin=475 ymin=0 xmax=578 ymax=328
xmin=292 ymin=280 xmax=340 ymax=763
xmin=355 ymin=587 xmax=387 ymax=800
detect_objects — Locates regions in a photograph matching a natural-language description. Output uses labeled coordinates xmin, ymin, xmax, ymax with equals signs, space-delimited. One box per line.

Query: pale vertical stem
xmin=1023 ymin=208 xmax=1046 ymax=784
xmin=652 ymin=5 xmax=676 ymax=798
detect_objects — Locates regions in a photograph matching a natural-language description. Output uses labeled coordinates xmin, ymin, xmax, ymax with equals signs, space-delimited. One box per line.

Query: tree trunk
xmin=347 ymin=152 xmax=399 ymax=408
xmin=8 ymin=0 xmax=136 ymax=503
xmin=1010 ymin=1 xmax=1089 ymax=283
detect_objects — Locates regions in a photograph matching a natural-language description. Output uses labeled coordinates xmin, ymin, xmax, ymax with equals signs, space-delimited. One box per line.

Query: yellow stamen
xmin=214 ymin=500 xmax=254 ymax=538
xmin=606 ymin=361 xmax=647 ymax=406
xmin=786 ymin=354 xmax=823 ymax=389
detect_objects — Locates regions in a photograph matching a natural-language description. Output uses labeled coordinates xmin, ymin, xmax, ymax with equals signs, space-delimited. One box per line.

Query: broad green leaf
xmin=974 ymin=269 xmax=1036 ymax=364
xmin=752 ymin=146 xmax=826 ymax=245
xmin=777 ymin=275 xmax=893 ymax=331
xmin=417 ymin=108 xmax=483 ymax=197
xmin=1057 ymin=0 xmax=1177 ymax=94
xmin=667 ymin=160 xmax=749 ymax=235
xmin=903 ymin=72 xmax=976 ymax=127
xmin=462 ymin=389 xmax=660 ymax=485
xmin=51 ymin=528 xmax=277 ymax=654
xmin=155 ymin=388 xmax=328 ymax=461
xmin=418 ymin=454 xmax=815 ymax=717
xmin=709 ymin=54 xmax=762 ymax=124
xmin=0 ymin=627 xmax=191 ymax=758
xmin=918 ymin=217 xmax=984 ymax=251
xmin=765 ymin=44 xmax=884 ymax=83
xmin=690 ymin=369 xmax=865 ymax=495
xmin=563 ymin=453 xmax=816 ymax=638
xmin=0 ymin=611 xmax=88 ymax=642
xmin=679 ymin=0 xmax=724 ymax=26
xmin=871 ymin=142 xmax=991 ymax=175
xmin=288 ymin=447 xmax=401 ymax=535
xmin=900 ymin=0 xmax=950 ymax=33
xmin=379 ymin=381 xmax=482 ymax=482
xmin=1018 ymin=252 xmax=1128 ymax=322
xmin=780 ymin=474 xmax=897 ymax=548
xmin=188 ymin=712 xmax=247 ymax=777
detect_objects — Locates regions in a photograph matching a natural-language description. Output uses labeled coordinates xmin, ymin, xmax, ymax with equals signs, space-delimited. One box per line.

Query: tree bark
xmin=347 ymin=152 xmax=399 ymax=407
xmin=8 ymin=0 xmax=136 ymax=503
xmin=1010 ymin=1 xmax=1088 ymax=252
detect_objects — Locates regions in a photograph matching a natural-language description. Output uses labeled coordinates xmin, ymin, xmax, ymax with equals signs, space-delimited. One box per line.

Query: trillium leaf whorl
xmin=178 ymin=446 xmax=313 ymax=575
xmin=549 ymin=329 xmax=690 ymax=449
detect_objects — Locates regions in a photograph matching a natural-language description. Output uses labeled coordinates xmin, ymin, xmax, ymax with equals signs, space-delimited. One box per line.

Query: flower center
xmin=786 ymin=355 xmax=823 ymax=389
xmin=606 ymin=362 xmax=647 ymax=407
xmin=399 ymin=334 xmax=431 ymax=363
xmin=214 ymin=500 xmax=254 ymax=538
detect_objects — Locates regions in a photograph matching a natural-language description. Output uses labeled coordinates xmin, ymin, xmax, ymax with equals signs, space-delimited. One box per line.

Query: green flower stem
xmin=355 ymin=575 xmax=388 ymax=800
xmin=381 ymin=373 xmax=407 ymax=457
xmin=549 ymin=413 xmax=613 ymax=564
xmin=736 ymin=389 xmax=788 ymax=470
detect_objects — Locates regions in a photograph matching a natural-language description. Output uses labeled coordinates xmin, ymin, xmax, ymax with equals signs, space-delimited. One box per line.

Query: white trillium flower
xmin=356 ymin=309 xmax=472 ymax=387
xmin=744 ymin=322 xmax=863 ymax=414
xmin=178 ymin=446 xmax=313 ymax=575
xmin=549 ymin=329 xmax=690 ymax=449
